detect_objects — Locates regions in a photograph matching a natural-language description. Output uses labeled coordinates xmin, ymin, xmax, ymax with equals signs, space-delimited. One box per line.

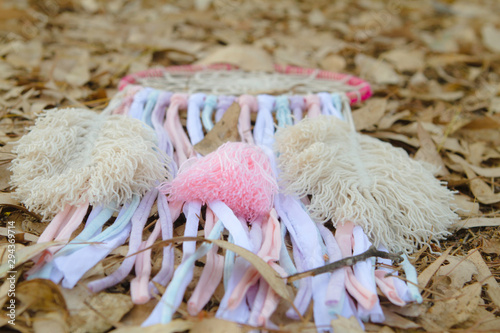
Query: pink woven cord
xmin=305 ymin=95 xmax=322 ymax=118
xmin=118 ymin=64 xmax=372 ymax=105
xmin=187 ymin=208 xmax=224 ymax=315
xmin=238 ymin=95 xmax=258 ymax=144
xmin=162 ymin=142 xmax=277 ymax=222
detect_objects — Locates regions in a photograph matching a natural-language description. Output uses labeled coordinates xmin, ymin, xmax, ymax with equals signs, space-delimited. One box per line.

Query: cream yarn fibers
xmin=10 ymin=108 xmax=170 ymax=217
xmin=274 ymin=115 xmax=458 ymax=254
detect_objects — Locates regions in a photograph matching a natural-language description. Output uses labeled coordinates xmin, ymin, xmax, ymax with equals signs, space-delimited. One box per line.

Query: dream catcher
xmin=10 ymin=63 xmax=458 ymax=330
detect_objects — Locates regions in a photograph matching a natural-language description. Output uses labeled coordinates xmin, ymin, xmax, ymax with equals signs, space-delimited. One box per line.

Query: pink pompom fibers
xmin=161 ymin=142 xmax=277 ymax=222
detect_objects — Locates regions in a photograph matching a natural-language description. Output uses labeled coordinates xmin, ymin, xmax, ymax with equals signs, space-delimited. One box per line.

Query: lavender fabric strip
xmin=215 ymin=95 xmax=235 ymax=123
xmin=129 ymin=87 xmax=152 ymax=119
xmin=87 ymin=189 xmax=158 ymax=292
xmin=150 ymin=192 xmax=175 ymax=290
xmin=186 ymin=93 xmax=206 ymax=146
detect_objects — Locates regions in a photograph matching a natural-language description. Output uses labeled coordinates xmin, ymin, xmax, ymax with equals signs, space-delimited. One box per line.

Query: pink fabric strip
xmin=187 ymin=207 xmax=224 ymax=315
xmin=46 ymin=201 xmax=90 ymax=257
xmin=335 ymin=222 xmax=377 ymax=311
xmin=131 ymin=220 xmax=161 ymax=304
xmin=164 ymin=93 xmax=191 ymax=165
xmin=304 ymin=94 xmax=322 ymax=118
xmin=114 ymin=85 xmax=142 ymax=115
xmin=228 ymin=210 xmax=281 ymax=309
xmin=37 ymin=205 xmax=75 ymax=243
xmin=238 ymin=95 xmax=258 ymax=144
xmin=375 ymin=245 xmax=406 ymax=306
xmin=352 ymin=226 xmax=384 ymax=322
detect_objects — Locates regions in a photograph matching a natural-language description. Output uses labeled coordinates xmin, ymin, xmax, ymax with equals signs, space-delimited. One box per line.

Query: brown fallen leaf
xmin=463 ymin=166 xmax=500 ymax=204
xmin=0 ymin=241 xmax=62 ymax=278
xmin=196 ymin=45 xmax=274 ymax=72
xmin=111 ymin=320 xmax=193 ymax=333
xmin=417 ymin=247 xmax=452 ymax=289
xmin=452 ymin=217 xmax=500 ymax=230
xmin=482 ymin=239 xmax=500 ymax=256
xmin=61 ymin=284 xmax=134 ymax=333
xmin=381 ymin=307 xmax=421 ymax=330
xmin=468 ymin=250 xmax=500 ymax=309
xmin=16 ymin=279 xmax=69 ymax=317
xmin=448 ymin=153 xmax=500 ymax=178
xmin=424 ymin=282 xmax=482 ymax=329
xmin=437 ymin=255 xmax=478 ymax=289
xmin=330 ymin=316 xmax=364 ymax=333
xmin=414 ymin=122 xmax=449 ymax=177
xmin=190 ymin=318 xmax=243 ymax=333
xmin=194 ymin=102 xmax=241 ymax=156
xmin=355 ymin=54 xmax=402 ymax=85
xmin=351 ymin=98 xmax=387 ymax=131
xmin=451 ymin=194 xmax=480 ymax=217
xmin=382 ymin=49 xmax=425 ymax=73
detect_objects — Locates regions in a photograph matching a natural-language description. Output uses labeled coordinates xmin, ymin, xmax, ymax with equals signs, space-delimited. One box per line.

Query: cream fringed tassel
xmin=274 ymin=115 xmax=458 ymax=254
xmin=10 ymin=108 xmax=171 ymax=218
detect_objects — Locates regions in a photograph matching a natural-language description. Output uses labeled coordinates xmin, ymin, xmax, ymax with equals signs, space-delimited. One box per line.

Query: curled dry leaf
xmin=424 ymin=283 xmax=482 ymax=329
xmin=352 ymin=98 xmax=387 ymax=131
xmin=196 ymin=45 xmax=274 ymax=72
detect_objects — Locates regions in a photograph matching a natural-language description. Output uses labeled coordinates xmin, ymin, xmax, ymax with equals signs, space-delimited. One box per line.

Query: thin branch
xmin=287 ymin=245 xmax=402 ymax=283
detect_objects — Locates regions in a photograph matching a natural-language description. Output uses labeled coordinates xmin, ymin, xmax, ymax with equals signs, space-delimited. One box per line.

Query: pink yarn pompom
xmin=161 ymin=142 xmax=277 ymax=222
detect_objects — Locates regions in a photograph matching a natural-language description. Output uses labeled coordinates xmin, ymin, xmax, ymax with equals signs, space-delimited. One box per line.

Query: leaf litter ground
xmin=0 ymin=0 xmax=499 ymax=332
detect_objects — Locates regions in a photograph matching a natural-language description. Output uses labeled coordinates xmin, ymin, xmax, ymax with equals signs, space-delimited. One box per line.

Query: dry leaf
xmin=382 ymin=49 xmax=425 ymax=73
xmin=451 ymin=194 xmax=479 ymax=217
xmin=482 ymin=239 xmax=500 ymax=255
xmin=32 ymin=312 xmax=69 ymax=333
xmin=463 ymin=166 xmax=500 ymax=204
xmin=197 ymin=45 xmax=274 ymax=71
xmin=16 ymin=279 xmax=69 ymax=316
xmin=190 ymin=318 xmax=243 ymax=333
xmin=452 ymin=217 xmax=500 ymax=230
xmin=0 ymin=242 xmax=62 ymax=278
xmin=194 ymin=102 xmax=241 ymax=155
xmin=481 ymin=24 xmax=500 ymax=53
xmin=112 ymin=320 xmax=193 ymax=333
xmin=381 ymin=307 xmax=421 ymax=330
xmin=61 ymin=284 xmax=133 ymax=333
xmin=355 ymin=54 xmax=402 ymax=85
xmin=330 ymin=316 xmax=364 ymax=333
xmin=425 ymin=283 xmax=481 ymax=329
xmin=468 ymin=250 xmax=500 ymax=309
xmin=53 ymin=48 xmax=91 ymax=86
xmin=319 ymin=54 xmax=346 ymax=72
xmin=448 ymin=153 xmax=500 ymax=178
xmin=352 ymin=98 xmax=387 ymax=131
xmin=5 ymin=40 xmax=43 ymax=69
xmin=437 ymin=256 xmax=478 ymax=289
xmin=417 ymin=247 xmax=452 ymax=289
xmin=414 ymin=122 xmax=449 ymax=176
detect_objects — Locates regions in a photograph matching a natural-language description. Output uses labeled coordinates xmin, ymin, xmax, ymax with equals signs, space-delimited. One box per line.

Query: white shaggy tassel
xmin=10 ymin=108 xmax=171 ymax=218
xmin=274 ymin=115 xmax=458 ymax=254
